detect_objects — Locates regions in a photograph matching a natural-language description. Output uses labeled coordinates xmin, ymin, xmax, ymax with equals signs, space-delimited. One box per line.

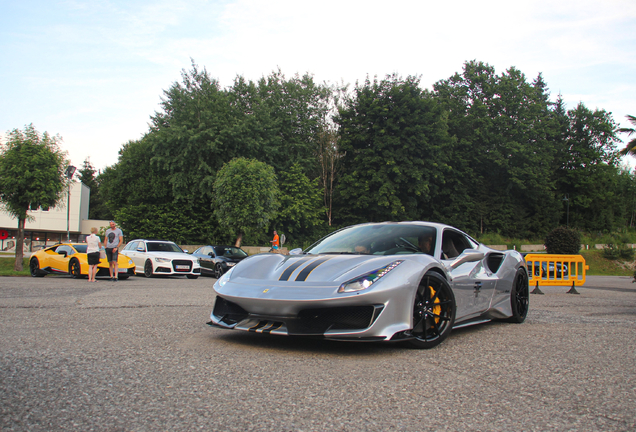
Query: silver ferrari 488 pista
xmin=208 ymin=222 xmax=529 ymax=349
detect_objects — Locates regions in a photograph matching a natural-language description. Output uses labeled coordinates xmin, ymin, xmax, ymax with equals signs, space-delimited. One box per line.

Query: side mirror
xmin=289 ymin=248 xmax=303 ymax=255
xmin=137 ymin=246 xmax=144 ymax=252
xmin=58 ymin=251 xmax=67 ymax=257
xmin=183 ymin=249 xmax=189 ymax=254
xmin=449 ymin=249 xmax=484 ymax=269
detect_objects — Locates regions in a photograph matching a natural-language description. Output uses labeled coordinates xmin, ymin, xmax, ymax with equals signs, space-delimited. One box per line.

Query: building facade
xmin=0 ymin=182 xmax=109 ymax=253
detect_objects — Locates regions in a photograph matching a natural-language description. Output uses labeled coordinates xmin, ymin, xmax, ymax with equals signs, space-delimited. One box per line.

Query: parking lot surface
xmin=1 ymin=275 xmax=635 ymax=431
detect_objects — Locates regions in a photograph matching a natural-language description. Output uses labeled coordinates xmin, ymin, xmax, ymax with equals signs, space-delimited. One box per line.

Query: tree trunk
xmin=234 ymin=232 xmax=243 ymax=248
xmin=14 ymin=217 xmax=25 ymax=272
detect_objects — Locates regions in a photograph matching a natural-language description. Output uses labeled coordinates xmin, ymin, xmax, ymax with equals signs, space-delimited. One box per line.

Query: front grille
xmin=213 ymin=299 xmax=383 ymax=335
xmin=293 ymin=305 xmax=381 ymax=334
xmin=172 ymin=259 xmax=192 ymax=272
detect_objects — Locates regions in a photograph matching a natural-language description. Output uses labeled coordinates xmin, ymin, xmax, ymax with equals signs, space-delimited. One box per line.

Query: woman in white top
xmin=86 ymin=227 xmax=103 ymax=282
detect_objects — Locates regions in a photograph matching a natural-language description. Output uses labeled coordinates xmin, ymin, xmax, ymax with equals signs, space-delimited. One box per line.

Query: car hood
xmin=227 ymin=253 xmax=430 ymax=285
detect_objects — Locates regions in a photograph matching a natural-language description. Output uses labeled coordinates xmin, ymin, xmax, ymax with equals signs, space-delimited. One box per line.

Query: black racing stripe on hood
xmin=295 ymin=257 xmax=331 ymax=282
xmin=279 ymin=258 xmax=311 ymax=281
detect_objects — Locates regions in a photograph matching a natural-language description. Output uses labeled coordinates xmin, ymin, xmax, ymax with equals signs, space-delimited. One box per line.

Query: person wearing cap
xmin=104 ymin=221 xmax=124 ymax=281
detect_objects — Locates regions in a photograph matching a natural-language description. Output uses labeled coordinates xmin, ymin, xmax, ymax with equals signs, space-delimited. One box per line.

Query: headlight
xmin=128 ymin=259 xmax=133 ymax=265
xmin=155 ymin=257 xmax=171 ymax=263
xmin=338 ymin=261 xmax=403 ymax=293
xmin=217 ymin=267 xmax=234 ymax=288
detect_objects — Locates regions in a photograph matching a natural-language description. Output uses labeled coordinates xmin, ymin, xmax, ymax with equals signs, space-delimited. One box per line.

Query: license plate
xmin=175 ymin=265 xmax=189 ymax=270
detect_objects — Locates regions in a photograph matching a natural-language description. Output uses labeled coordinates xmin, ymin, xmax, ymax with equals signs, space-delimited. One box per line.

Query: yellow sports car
xmin=29 ymin=243 xmax=136 ymax=279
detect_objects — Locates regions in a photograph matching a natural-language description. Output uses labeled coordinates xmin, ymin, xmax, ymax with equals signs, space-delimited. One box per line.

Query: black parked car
xmin=192 ymin=245 xmax=249 ymax=278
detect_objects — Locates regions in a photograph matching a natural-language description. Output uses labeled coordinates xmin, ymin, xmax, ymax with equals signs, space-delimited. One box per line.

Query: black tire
xmin=213 ymin=263 xmax=224 ymax=279
xmin=29 ymin=258 xmax=45 ymax=277
xmin=408 ymin=272 xmax=456 ymax=349
xmin=186 ymin=275 xmax=199 ymax=279
xmin=507 ymin=268 xmax=529 ymax=323
xmin=69 ymin=259 xmax=83 ymax=278
xmin=144 ymin=260 xmax=154 ymax=278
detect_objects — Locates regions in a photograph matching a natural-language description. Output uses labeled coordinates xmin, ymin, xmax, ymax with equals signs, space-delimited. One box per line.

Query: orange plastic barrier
xmin=525 ymin=254 xmax=589 ymax=292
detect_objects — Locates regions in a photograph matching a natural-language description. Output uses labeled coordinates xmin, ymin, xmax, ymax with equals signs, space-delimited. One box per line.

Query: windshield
xmin=73 ymin=245 xmax=88 ymax=253
xmin=146 ymin=242 xmax=184 ymax=253
xmin=305 ymin=224 xmax=437 ymax=256
xmin=213 ymin=246 xmax=248 ymax=258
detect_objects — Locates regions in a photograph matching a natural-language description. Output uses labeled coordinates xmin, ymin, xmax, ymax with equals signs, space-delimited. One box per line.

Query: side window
xmin=441 ymin=230 xmax=471 ymax=260
xmin=55 ymin=245 xmax=74 ymax=256
xmin=126 ymin=241 xmax=138 ymax=251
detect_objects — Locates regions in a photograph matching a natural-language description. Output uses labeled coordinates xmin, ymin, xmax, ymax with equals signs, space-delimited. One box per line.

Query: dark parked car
xmin=192 ymin=245 xmax=249 ymax=278
xmin=530 ymin=261 xmax=569 ymax=278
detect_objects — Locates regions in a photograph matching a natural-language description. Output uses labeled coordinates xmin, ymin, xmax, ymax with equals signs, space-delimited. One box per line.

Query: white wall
xmin=0 ymin=182 xmax=89 ymax=232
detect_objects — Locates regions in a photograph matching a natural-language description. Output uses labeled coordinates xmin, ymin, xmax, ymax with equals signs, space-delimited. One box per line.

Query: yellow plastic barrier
xmin=525 ymin=254 xmax=589 ymax=294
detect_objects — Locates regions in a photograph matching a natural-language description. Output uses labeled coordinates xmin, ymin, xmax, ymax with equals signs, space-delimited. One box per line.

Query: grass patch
xmin=0 ymin=257 xmax=30 ymax=277
xmin=579 ymin=250 xmax=634 ymax=276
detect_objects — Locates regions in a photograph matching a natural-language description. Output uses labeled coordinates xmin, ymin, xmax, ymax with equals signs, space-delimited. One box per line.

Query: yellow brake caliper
xmin=429 ymin=286 xmax=441 ymax=326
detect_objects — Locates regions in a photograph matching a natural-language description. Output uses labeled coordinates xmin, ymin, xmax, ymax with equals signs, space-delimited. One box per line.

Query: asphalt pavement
xmin=1 ymin=274 xmax=635 ymax=431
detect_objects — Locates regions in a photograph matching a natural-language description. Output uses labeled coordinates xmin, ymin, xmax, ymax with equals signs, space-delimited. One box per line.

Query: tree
xmin=78 ymin=158 xmax=108 ymax=220
xmin=555 ymin=103 xmax=622 ymax=231
xmin=334 ymin=74 xmax=452 ymax=225
xmin=148 ymin=61 xmax=331 ymax=206
xmin=274 ymin=163 xmax=325 ymax=244
xmin=618 ymin=114 xmax=636 ymax=156
xmin=213 ymin=158 xmax=279 ymax=247
xmin=0 ymin=124 xmax=68 ymax=270
xmin=433 ymin=61 xmax=560 ymax=237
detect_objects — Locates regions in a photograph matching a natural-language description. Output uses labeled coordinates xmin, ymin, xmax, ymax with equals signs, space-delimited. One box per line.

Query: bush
xmin=603 ymin=243 xmax=635 ymax=261
xmin=545 ymin=226 xmax=581 ymax=254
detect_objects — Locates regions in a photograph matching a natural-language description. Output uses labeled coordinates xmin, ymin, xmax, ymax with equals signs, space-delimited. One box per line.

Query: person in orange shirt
xmin=270 ymin=230 xmax=279 ymax=252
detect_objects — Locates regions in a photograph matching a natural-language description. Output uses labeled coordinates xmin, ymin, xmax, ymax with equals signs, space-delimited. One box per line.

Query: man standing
xmin=270 ymin=230 xmax=279 ymax=253
xmin=104 ymin=221 xmax=124 ymax=281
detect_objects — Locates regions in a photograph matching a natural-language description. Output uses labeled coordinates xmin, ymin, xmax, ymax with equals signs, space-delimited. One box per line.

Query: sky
xmin=1 ymin=0 xmax=635 ymax=172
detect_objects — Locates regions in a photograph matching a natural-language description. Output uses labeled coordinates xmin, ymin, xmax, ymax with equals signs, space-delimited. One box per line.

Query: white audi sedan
xmin=122 ymin=239 xmax=201 ymax=279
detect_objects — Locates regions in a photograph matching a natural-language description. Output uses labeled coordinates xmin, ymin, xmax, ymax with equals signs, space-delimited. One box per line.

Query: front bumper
xmin=208 ymin=270 xmax=419 ymax=341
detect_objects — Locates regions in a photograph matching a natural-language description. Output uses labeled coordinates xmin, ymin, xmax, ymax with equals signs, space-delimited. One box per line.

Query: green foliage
xmin=0 ymin=124 xmax=68 ymax=270
xmin=433 ymin=62 xmax=560 ymax=237
xmin=578 ymin=250 xmax=633 ymax=276
xmin=556 ymin=103 xmax=624 ymax=231
xmin=334 ymin=74 xmax=452 ymax=224
xmin=544 ymin=226 xmax=581 ymax=254
xmin=601 ymin=243 xmax=635 ymax=261
xmin=78 ymin=158 xmax=109 ymax=220
xmin=213 ymin=158 xmax=279 ymax=245
xmin=0 ymin=124 xmax=68 ymax=220
xmin=618 ymin=114 xmax=636 ymax=156
xmin=114 ymin=203 xmax=218 ymax=244
xmin=147 ymin=62 xmax=330 ymax=204
xmin=0 ymin=258 xmax=30 ymax=276
xmin=99 ymin=138 xmax=171 ymax=209
xmin=274 ymin=163 xmax=325 ymax=244
xmin=95 ymin=61 xmax=636 ymax=246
